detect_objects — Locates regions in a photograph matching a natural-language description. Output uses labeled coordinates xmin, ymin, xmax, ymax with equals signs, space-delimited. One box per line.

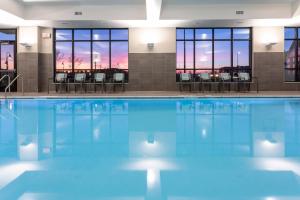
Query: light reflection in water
xmin=0 ymin=98 xmax=300 ymax=199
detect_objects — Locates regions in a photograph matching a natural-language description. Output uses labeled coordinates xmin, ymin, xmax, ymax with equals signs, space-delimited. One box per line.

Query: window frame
xmin=53 ymin=28 xmax=129 ymax=75
xmin=0 ymin=29 xmax=17 ymax=71
xmin=176 ymin=27 xmax=252 ymax=81
xmin=284 ymin=27 xmax=300 ymax=82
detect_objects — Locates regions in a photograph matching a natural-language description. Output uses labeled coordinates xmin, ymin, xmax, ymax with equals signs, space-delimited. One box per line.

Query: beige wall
xmin=253 ymin=26 xmax=284 ymax=52
xmin=129 ymin=27 xmax=176 ymax=53
xmin=18 ymin=26 xmax=39 ymax=53
xmin=38 ymin=27 xmax=53 ymax=54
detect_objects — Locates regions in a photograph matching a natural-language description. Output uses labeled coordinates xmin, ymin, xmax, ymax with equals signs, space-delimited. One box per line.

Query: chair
xmin=238 ymin=72 xmax=251 ymax=92
xmin=54 ymin=73 xmax=68 ymax=92
xmin=113 ymin=73 xmax=125 ymax=92
xmin=94 ymin=73 xmax=106 ymax=92
xmin=179 ymin=73 xmax=192 ymax=91
xmin=74 ymin=73 xmax=87 ymax=92
xmin=198 ymin=73 xmax=212 ymax=92
xmin=219 ymin=73 xmax=231 ymax=92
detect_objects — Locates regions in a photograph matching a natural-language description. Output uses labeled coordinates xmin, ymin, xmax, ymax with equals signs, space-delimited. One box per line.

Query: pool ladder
xmin=3 ymin=74 xmax=24 ymax=98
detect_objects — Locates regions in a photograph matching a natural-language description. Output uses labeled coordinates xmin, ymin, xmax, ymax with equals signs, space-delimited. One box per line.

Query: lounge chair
xmin=54 ymin=73 xmax=68 ymax=93
xmin=113 ymin=73 xmax=125 ymax=92
xmin=179 ymin=73 xmax=192 ymax=91
xmin=73 ymin=73 xmax=87 ymax=92
xmin=238 ymin=72 xmax=251 ymax=92
xmin=219 ymin=73 xmax=231 ymax=92
xmin=198 ymin=73 xmax=212 ymax=92
xmin=93 ymin=73 xmax=106 ymax=92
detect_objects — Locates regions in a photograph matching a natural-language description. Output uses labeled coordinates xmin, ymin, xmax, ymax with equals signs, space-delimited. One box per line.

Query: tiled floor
xmin=1 ymin=91 xmax=300 ymax=98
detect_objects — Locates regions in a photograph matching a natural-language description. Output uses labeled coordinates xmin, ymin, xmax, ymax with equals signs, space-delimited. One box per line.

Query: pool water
xmin=0 ymin=98 xmax=300 ymax=200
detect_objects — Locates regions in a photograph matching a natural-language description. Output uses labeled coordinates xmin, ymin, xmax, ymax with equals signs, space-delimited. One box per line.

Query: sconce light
xmin=20 ymin=42 xmax=32 ymax=48
xmin=147 ymin=43 xmax=154 ymax=49
xmin=265 ymin=42 xmax=278 ymax=49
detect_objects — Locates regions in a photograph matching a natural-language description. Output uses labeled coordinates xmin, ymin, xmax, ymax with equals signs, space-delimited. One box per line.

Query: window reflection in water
xmin=1 ymin=99 xmax=300 ymax=160
xmin=1 ymin=99 xmax=300 ymax=199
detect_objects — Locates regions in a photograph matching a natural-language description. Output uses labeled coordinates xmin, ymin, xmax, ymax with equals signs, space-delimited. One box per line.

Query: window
xmin=284 ymin=27 xmax=300 ymax=82
xmin=176 ymin=28 xmax=252 ymax=81
xmin=0 ymin=29 xmax=16 ymax=71
xmin=54 ymin=28 xmax=129 ymax=81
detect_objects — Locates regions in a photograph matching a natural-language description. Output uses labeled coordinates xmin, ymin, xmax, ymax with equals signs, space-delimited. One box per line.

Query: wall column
xmin=17 ymin=26 xmax=39 ymax=92
xmin=17 ymin=26 xmax=53 ymax=92
xmin=128 ymin=28 xmax=177 ymax=91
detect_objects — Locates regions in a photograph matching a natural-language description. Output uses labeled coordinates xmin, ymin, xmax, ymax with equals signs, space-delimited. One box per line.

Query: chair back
xmin=220 ymin=73 xmax=231 ymax=81
xmin=199 ymin=73 xmax=211 ymax=81
xmin=74 ymin=73 xmax=86 ymax=82
xmin=55 ymin=73 xmax=67 ymax=82
xmin=113 ymin=73 xmax=125 ymax=82
xmin=238 ymin=72 xmax=250 ymax=81
xmin=180 ymin=73 xmax=191 ymax=82
xmin=94 ymin=73 xmax=105 ymax=82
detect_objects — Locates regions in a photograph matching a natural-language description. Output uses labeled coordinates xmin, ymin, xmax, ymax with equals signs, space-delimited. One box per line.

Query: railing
xmin=0 ymin=75 xmax=11 ymax=92
xmin=4 ymin=74 xmax=24 ymax=98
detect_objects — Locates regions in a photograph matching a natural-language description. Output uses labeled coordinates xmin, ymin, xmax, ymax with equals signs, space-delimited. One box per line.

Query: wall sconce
xmin=147 ymin=43 xmax=154 ymax=49
xmin=20 ymin=42 xmax=32 ymax=48
xmin=265 ymin=42 xmax=278 ymax=49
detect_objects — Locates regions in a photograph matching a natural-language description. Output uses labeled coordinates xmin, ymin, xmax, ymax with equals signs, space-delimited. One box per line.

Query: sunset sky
xmin=55 ymin=29 xmax=128 ymax=71
xmin=176 ymin=28 xmax=250 ymax=72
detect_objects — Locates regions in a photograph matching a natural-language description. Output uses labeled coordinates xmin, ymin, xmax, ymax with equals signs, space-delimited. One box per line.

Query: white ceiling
xmin=0 ymin=0 xmax=300 ymax=27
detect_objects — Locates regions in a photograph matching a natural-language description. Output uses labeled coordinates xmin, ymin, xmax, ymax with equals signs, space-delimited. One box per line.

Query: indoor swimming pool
xmin=0 ymin=98 xmax=300 ymax=200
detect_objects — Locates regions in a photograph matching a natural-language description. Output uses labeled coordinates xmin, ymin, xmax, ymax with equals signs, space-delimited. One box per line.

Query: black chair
xmin=113 ymin=73 xmax=125 ymax=92
xmin=179 ymin=73 xmax=192 ymax=92
xmin=93 ymin=73 xmax=106 ymax=93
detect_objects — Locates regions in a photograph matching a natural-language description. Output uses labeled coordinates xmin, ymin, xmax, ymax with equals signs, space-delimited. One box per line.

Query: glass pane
xmin=93 ymin=29 xmax=109 ymax=40
xmin=233 ymin=29 xmax=250 ymax=40
xmin=195 ymin=41 xmax=212 ymax=69
xmin=111 ymin=42 xmax=128 ymax=70
xmin=176 ymin=41 xmax=184 ymax=69
xmin=56 ymin=30 xmax=72 ymax=40
xmin=285 ymin=69 xmax=296 ymax=82
xmin=0 ymin=44 xmax=14 ymax=70
xmin=55 ymin=42 xmax=72 ymax=72
xmin=284 ymin=28 xmax=296 ymax=39
xmin=284 ymin=40 xmax=296 ymax=69
xmin=74 ymin=42 xmax=91 ymax=71
xmin=214 ymin=41 xmax=231 ymax=72
xmin=176 ymin=29 xmax=184 ymax=40
xmin=233 ymin=41 xmax=250 ymax=67
xmin=214 ymin=29 xmax=231 ymax=40
xmin=185 ymin=41 xmax=194 ymax=69
xmin=195 ymin=29 xmax=212 ymax=40
xmin=0 ymin=30 xmax=16 ymax=41
xmin=92 ymin=42 xmax=109 ymax=70
xmin=111 ymin=29 xmax=128 ymax=40
xmin=185 ymin=29 xmax=194 ymax=40
xmin=74 ymin=30 xmax=91 ymax=40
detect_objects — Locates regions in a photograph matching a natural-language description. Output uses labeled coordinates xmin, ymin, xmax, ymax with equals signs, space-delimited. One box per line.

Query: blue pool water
xmin=0 ymin=98 xmax=300 ymax=200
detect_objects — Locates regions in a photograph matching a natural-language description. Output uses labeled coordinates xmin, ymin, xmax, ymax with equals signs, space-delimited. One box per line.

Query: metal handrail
xmin=4 ymin=74 xmax=23 ymax=98
xmin=0 ymin=75 xmax=11 ymax=92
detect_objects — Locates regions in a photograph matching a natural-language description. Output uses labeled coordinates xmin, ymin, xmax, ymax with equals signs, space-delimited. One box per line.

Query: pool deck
xmin=1 ymin=91 xmax=300 ymax=98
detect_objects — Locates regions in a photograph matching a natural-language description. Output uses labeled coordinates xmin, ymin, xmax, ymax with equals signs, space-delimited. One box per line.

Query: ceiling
xmin=0 ymin=0 xmax=300 ymax=27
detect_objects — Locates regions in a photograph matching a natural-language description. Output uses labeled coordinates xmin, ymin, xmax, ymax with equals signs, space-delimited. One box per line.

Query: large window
xmin=284 ymin=27 xmax=300 ymax=82
xmin=176 ymin=28 xmax=252 ymax=81
xmin=54 ymin=28 xmax=128 ymax=80
xmin=0 ymin=29 xmax=16 ymax=71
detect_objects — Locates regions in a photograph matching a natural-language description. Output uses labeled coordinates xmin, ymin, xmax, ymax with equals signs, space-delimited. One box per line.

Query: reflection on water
xmin=1 ymin=98 xmax=300 ymax=199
